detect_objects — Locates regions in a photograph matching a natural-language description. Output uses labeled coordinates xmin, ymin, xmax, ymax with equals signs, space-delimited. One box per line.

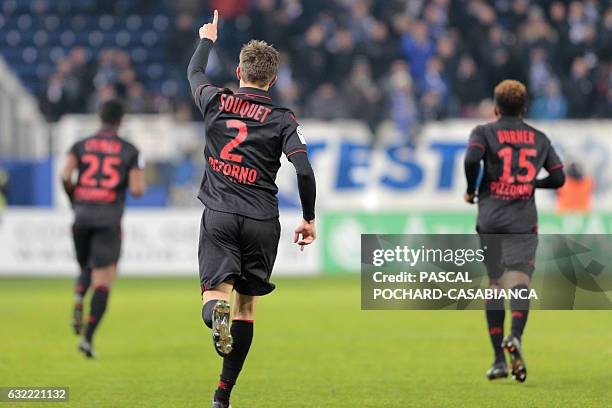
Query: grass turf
xmin=0 ymin=276 xmax=611 ymax=407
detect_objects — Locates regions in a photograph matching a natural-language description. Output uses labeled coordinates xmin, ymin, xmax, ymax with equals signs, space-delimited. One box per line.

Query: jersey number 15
xmin=497 ymin=147 xmax=537 ymax=183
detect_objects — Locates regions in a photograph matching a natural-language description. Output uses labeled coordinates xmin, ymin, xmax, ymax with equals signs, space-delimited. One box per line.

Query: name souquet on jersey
xmin=219 ymin=94 xmax=272 ymax=123
xmin=207 ymin=94 xmax=274 ymax=186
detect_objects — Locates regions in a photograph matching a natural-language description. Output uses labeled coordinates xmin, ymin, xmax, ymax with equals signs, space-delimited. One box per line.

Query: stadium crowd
xmin=32 ymin=0 xmax=612 ymax=133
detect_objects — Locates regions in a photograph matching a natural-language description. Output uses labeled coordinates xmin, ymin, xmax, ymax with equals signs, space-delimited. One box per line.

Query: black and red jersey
xmin=68 ymin=129 xmax=142 ymax=226
xmin=193 ymin=84 xmax=307 ymax=220
xmin=468 ymin=116 xmax=563 ymax=233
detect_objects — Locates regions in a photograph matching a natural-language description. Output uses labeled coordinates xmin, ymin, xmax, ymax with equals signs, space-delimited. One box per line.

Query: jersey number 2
xmin=497 ymin=147 xmax=536 ymax=183
xmin=81 ymin=154 xmax=121 ymax=188
xmin=221 ymin=120 xmax=248 ymax=163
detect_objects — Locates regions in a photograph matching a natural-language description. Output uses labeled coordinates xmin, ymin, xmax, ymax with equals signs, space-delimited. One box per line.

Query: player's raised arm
xmin=187 ymin=10 xmax=220 ymax=108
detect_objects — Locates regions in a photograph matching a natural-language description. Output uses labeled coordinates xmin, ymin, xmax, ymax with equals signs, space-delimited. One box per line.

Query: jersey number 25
xmin=81 ymin=154 xmax=121 ymax=189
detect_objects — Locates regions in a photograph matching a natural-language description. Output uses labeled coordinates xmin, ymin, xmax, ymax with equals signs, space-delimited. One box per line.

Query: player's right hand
xmin=199 ymin=9 xmax=219 ymax=42
xmin=464 ymin=193 xmax=476 ymax=204
xmin=294 ymin=219 xmax=316 ymax=252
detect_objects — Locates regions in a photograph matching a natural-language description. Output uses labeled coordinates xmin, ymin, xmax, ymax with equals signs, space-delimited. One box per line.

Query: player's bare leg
xmin=202 ymin=281 xmax=234 ymax=357
xmin=501 ymin=270 xmax=531 ymax=382
xmin=72 ymin=266 xmax=91 ymax=335
xmin=211 ymin=291 xmax=256 ymax=408
xmin=78 ymin=264 xmax=116 ymax=358
xmin=485 ymin=278 xmax=508 ymax=380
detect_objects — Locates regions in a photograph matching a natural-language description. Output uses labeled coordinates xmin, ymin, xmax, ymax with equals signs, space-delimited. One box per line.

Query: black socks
xmin=202 ymin=299 xmax=254 ymax=405
xmin=485 ymin=297 xmax=505 ymax=363
xmin=74 ymin=267 xmax=92 ymax=303
xmin=202 ymin=300 xmax=218 ymax=329
xmin=214 ymin=320 xmax=254 ymax=404
xmin=85 ymin=285 xmax=109 ymax=344
xmin=510 ymin=284 xmax=530 ymax=340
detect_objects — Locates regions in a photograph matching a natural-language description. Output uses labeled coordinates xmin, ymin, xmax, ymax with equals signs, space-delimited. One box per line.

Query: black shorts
xmin=199 ymin=207 xmax=281 ymax=296
xmin=478 ymin=233 xmax=538 ymax=281
xmin=72 ymin=224 xmax=122 ymax=269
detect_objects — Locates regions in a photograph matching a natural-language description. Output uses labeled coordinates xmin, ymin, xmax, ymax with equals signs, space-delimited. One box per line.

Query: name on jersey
xmin=85 ymin=139 xmax=123 ymax=154
xmin=490 ymin=181 xmax=534 ymax=199
xmin=219 ymin=94 xmax=272 ymax=123
xmin=208 ymin=156 xmax=258 ymax=185
xmin=497 ymin=129 xmax=535 ymax=145
xmin=74 ymin=186 xmax=117 ymax=202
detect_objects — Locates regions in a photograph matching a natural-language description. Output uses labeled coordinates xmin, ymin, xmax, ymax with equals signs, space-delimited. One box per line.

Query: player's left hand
xmin=199 ymin=9 xmax=219 ymax=42
xmin=294 ymin=219 xmax=316 ymax=252
xmin=464 ymin=193 xmax=476 ymax=204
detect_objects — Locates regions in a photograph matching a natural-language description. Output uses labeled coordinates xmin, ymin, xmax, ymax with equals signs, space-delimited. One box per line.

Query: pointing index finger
xmin=212 ymin=9 xmax=219 ymax=25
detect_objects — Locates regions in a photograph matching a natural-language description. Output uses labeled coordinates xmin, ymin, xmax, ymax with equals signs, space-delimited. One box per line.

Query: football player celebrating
xmin=187 ymin=11 xmax=317 ymax=408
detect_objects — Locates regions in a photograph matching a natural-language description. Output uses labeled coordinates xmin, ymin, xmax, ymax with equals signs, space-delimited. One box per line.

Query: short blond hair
xmin=239 ymin=40 xmax=280 ymax=87
xmin=494 ymin=79 xmax=528 ymax=116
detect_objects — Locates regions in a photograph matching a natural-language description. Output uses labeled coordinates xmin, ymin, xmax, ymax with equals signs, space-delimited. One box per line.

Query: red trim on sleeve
xmin=467 ymin=142 xmax=485 ymax=151
xmin=193 ymin=84 xmax=205 ymax=98
xmin=548 ymin=164 xmax=564 ymax=171
xmin=286 ymin=149 xmax=307 ymax=157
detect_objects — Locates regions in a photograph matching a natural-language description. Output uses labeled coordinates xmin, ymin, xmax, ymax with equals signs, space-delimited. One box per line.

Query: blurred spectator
xmin=400 ymin=21 xmax=435 ymax=83
xmin=420 ymin=57 xmax=449 ymax=102
xmin=598 ymin=8 xmax=612 ymax=60
xmin=420 ymin=89 xmax=446 ymax=121
xmin=594 ymin=66 xmax=612 ymax=117
xmin=556 ymin=161 xmax=594 ymax=214
xmin=528 ymin=48 xmax=553 ymax=97
xmin=166 ymin=14 xmax=197 ymax=69
xmin=453 ymin=55 xmax=487 ymax=117
xmin=565 ymin=56 xmax=596 ymax=117
xmin=18 ymin=0 xmax=609 ymax=123
xmin=530 ymin=79 xmax=568 ymax=119
xmin=362 ymin=20 xmax=400 ymax=80
xmin=327 ymin=28 xmax=356 ymax=83
xmin=387 ymin=60 xmax=419 ymax=146
xmin=342 ymin=58 xmax=385 ymax=133
xmin=292 ymin=23 xmax=328 ymax=96
xmin=305 ymin=83 xmax=348 ymax=120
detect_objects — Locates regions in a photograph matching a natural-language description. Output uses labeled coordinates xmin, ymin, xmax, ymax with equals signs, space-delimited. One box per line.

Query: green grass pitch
xmin=1 ymin=276 xmax=611 ymax=407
